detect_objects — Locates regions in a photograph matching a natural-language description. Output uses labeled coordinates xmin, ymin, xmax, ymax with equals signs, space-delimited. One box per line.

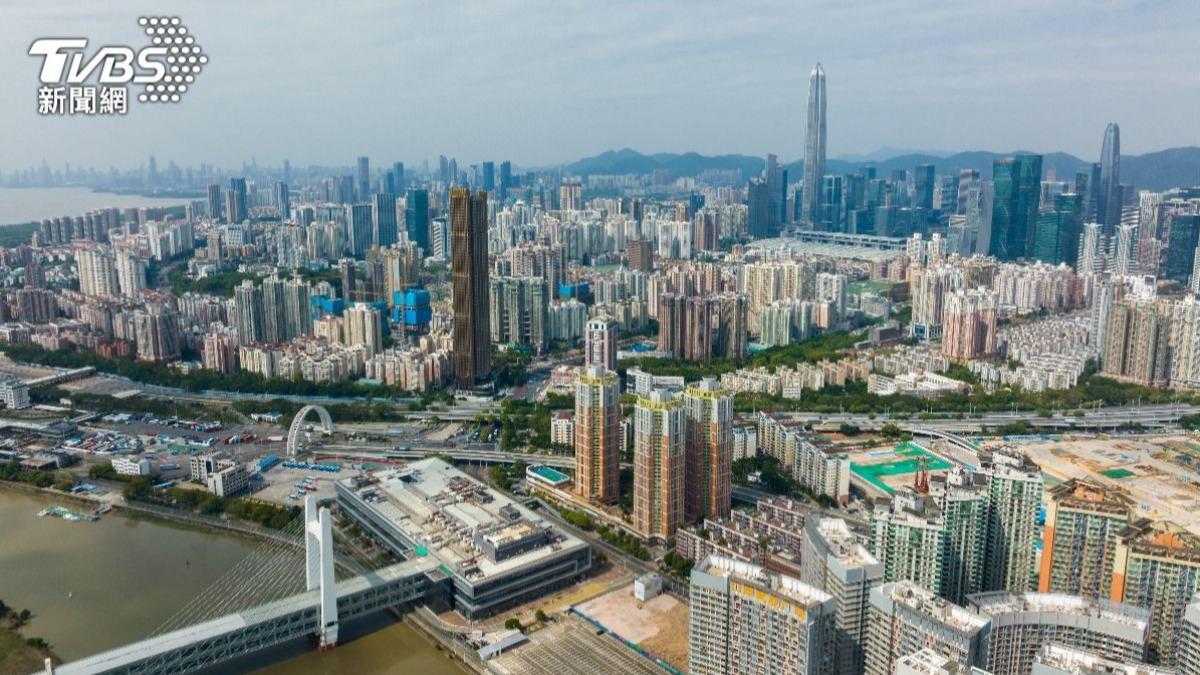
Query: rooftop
xmin=1035 ymin=643 xmax=1173 ymax=675
xmin=698 ymin=555 xmax=832 ymax=609
xmin=339 ymin=458 xmax=587 ymax=583
xmin=967 ymin=591 xmax=1150 ymax=630
xmin=877 ymin=581 xmax=989 ymax=635
xmin=1049 ymin=478 xmax=1134 ymax=516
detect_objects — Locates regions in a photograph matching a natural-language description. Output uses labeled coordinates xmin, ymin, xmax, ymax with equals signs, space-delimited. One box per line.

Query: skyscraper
xmin=226 ymin=177 xmax=248 ymax=224
xmin=481 ymin=161 xmax=495 ymax=193
xmin=499 ymin=160 xmax=512 ymax=200
xmin=746 ymin=178 xmax=771 ymax=238
xmin=689 ymin=555 xmax=836 ymax=675
xmin=682 ymin=377 xmax=733 ymax=523
xmin=275 ymin=181 xmax=290 ymax=221
xmin=1098 ymin=123 xmax=1121 ymax=235
xmin=206 ymin=183 xmax=223 ymax=222
xmin=450 ymin=188 xmax=491 ymax=389
xmin=345 ymin=203 xmax=373 ymax=257
xmin=371 ymin=192 xmax=397 ymax=248
xmin=802 ymin=63 xmax=827 ymax=228
xmin=392 ymin=161 xmax=405 ymax=194
xmin=573 ymin=365 xmax=620 ymax=504
xmin=988 ymin=155 xmax=1042 ymax=261
xmin=633 ymin=388 xmax=685 ymax=541
xmin=355 ymin=156 xmax=370 ymax=200
xmin=765 ymin=153 xmax=783 ymax=234
xmin=1032 ymin=192 xmax=1082 ymax=265
xmin=404 ymin=189 xmax=430 ymax=253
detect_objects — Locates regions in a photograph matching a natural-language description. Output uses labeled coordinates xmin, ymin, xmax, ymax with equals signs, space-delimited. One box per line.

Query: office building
xmin=226 ymin=177 xmax=248 ymax=223
xmin=1033 ymin=192 xmax=1083 ymax=266
xmin=633 ymin=389 xmax=686 ymax=541
xmin=989 ymin=155 xmax=1042 ymax=260
xmin=405 ymin=189 xmax=429 ymax=253
xmin=801 ymin=517 xmax=884 ymax=675
xmin=275 ymin=180 xmax=290 ymax=220
xmin=451 ymin=188 xmax=491 ymax=389
xmin=355 ymin=156 xmax=370 ymax=199
xmin=967 ymin=591 xmax=1149 ymax=675
xmin=573 ymin=365 xmax=621 ymax=504
xmin=689 ymin=555 xmax=835 ymax=675
xmin=802 ymin=63 xmax=827 ymax=228
xmin=371 ymin=192 xmax=397 ymax=248
xmin=1111 ymin=519 xmax=1200 ymax=666
xmin=682 ymin=377 xmax=733 ymax=522
xmin=1098 ymin=123 xmax=1122 ymax=235
xmin=1038 ymin=479 xmax=1133 ymax=598
xmin=864 ymin=581 xmax=990 ymax=675
xmin=206 ymin=182 xmax=223 ymax=221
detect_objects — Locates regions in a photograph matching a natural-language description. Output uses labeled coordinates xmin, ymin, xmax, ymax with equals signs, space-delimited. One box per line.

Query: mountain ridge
xmin=565 ymin=147 xmax=1200 ymax=192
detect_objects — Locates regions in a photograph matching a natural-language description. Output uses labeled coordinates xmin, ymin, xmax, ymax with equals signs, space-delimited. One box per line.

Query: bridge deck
xmin=52 ymin=558 xmax=440 ymax=675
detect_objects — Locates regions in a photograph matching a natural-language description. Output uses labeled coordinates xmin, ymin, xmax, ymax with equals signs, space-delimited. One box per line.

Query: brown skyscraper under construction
xmin=451 ymin=188 xmax=491 ymax=389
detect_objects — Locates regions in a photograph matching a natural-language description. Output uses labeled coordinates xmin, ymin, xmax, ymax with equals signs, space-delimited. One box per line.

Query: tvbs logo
xmin=29 ymin=16 xmax=207 ymax=116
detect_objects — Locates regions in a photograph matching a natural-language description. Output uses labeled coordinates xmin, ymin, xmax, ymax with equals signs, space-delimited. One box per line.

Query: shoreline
xmin=0 ymin=481 xmax=479 ymax=673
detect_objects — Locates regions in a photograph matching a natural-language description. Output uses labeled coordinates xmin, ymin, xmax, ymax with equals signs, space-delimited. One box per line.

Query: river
xmin=0 ymin=187 xmax=190 ymax=227
xmin=0 ymin=488 xmax=461 ymax=674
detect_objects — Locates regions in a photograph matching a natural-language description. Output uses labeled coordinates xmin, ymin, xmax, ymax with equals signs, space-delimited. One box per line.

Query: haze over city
xmin=3 ymin=0 xmax=1200 ymax=170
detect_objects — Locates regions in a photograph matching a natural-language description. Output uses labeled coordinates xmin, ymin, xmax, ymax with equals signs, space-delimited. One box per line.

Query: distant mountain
xmin=834 ymin=147 xmax=953 ymax=163
xmin=567 ymin=147 xmax=1200 ymax=192
xmin=567 ymin=148 xmax=762 ymax=180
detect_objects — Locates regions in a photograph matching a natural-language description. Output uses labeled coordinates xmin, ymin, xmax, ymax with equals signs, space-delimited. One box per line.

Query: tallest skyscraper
xmin=1098 ymin=123 xmax=1121 ymax=236
xmin=802 ymin=63 xmax=827 ymax=229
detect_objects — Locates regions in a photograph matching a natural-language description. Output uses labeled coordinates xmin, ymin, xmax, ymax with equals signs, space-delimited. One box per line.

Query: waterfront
xmin=0 ymin=488 xmax=460 ymax=673
xmin=0 ymin=187 xmax=188 ymax=227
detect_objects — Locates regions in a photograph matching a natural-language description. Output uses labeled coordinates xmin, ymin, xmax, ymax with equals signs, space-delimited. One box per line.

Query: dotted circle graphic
xmin=138 ymin=16 xmax=206 ymax=104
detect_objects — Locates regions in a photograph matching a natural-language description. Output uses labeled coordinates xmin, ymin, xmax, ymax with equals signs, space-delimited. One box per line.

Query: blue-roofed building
xmin=310 ymin=295 xmax=345 ymax=317
xmin=393 ymin=287 xmax=432 ymax=333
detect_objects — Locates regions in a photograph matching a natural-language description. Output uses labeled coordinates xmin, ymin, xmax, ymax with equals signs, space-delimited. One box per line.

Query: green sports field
xmin=851 ymin=442 xmax=953 ymax=494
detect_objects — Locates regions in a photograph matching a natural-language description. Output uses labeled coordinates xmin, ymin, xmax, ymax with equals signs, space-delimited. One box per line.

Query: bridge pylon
xmin=305 ymin=495 xmax=339 ymax=649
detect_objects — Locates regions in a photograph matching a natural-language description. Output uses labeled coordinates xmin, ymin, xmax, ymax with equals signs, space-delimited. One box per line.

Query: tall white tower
xmin=305 ymin=495 xmax=339 ymax=649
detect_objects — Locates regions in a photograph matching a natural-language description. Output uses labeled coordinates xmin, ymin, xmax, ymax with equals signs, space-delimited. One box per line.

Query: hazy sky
xmin=3 ymin=0 xmax=1198 ymax=172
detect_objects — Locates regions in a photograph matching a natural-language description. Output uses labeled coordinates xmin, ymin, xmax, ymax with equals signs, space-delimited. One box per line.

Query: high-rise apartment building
xmin=802 ymin=64 xmax=827 ymax=228
xmin=871 ymin=488 xmax=948 ymax=597
xmin=488 ymin=276 xmax=547 ymax=351
xmin=966 ymin=591 xmax=1149 ymax=675
xmin=1111 ymin=519 xmax=1200 ymax=666
xmin=931 ymin=468 xmax=989 ymax=604
xmin=573 ymin=365 xmax=620 ymax=504
xmin=801 ymin=517 xmax=884 ymax=675
xmin=941 ymin=288 xmax=998 ymax=361
xmin=864 ymin=580 xmax=990 ymax=675
xmin=689 ymin=555 xmax=835 ymax=675
xmin=76 ymin=247 xmax=120 ymax=298
xmin=682 ymin=377 xmax=733 ymax=523
xmin=451 ymin=188 xmax=491 ymax=389
xmin=1101 ymin=298 xmax=1172 ymax=387
xmin=1038 ymin=479 xmax=1133 ymax=598
xmin=989 ymin=155 xmax=1042 ymax=261
xmin=344 ymin=303 xmax=383 ymax=356
xmin=133 ymin=307 xmax=181 ymax=363
xmin=633 ymin=389 xmax=686 ymax=541
xmin=980 ymin=450 xmax=1043 ymax=593
xmin=584 ymin=315 xmax=618 ymax=371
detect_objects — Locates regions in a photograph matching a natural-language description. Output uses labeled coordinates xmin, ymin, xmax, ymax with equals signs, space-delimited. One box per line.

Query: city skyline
xmin=4 ymin=1 xmax=1200 ymax=171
